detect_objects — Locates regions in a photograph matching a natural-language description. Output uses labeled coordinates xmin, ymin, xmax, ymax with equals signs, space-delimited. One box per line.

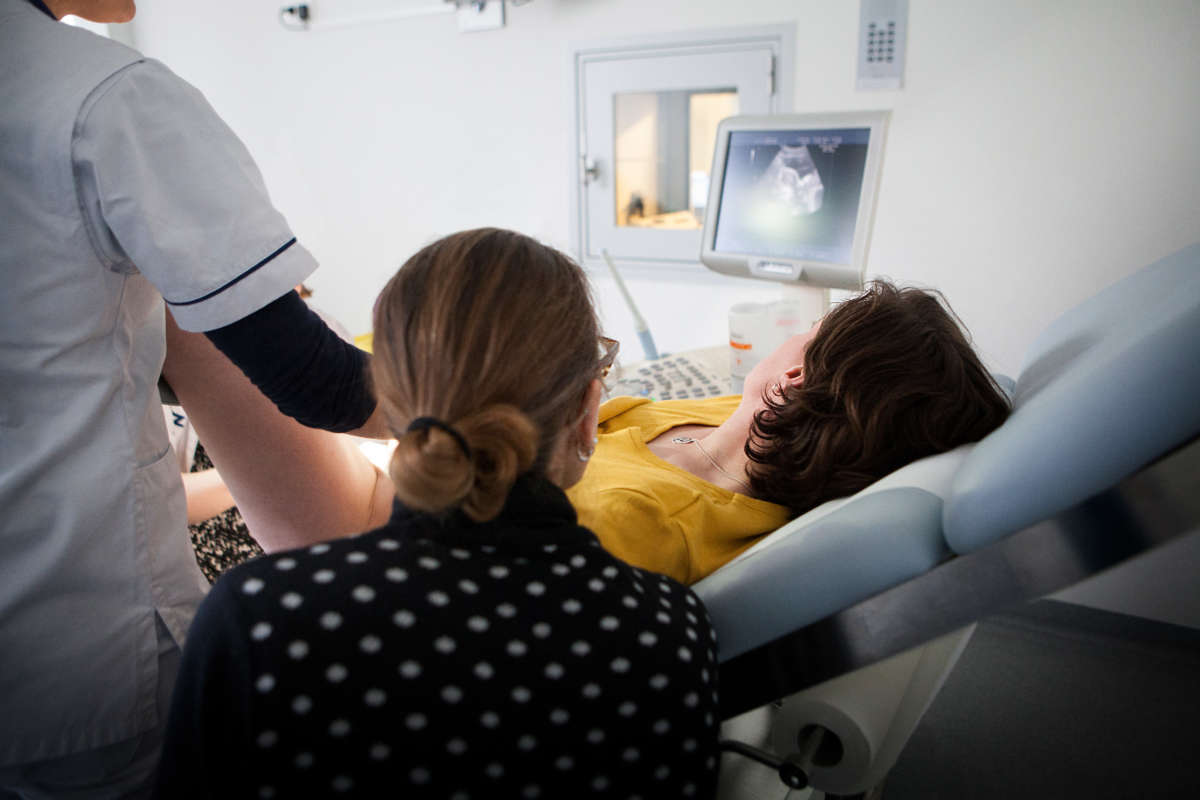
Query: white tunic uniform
xmin=0 ymin=0 xmax=318 ymax=765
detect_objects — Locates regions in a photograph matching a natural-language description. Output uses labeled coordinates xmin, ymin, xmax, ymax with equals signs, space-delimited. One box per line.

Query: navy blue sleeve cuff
xmin=204 ymin=291 xmax=375 ymax=432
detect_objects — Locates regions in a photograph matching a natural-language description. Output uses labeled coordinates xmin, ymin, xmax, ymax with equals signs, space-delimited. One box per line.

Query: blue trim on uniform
xmin=27 ymin=0 xmax=56 ymax=19
xmin=166 ymin=238 xmax=297 ymax=307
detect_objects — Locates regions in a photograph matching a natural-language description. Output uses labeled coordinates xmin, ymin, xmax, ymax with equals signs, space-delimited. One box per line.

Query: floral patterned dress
xmin=188 ymin=442 xmax=264 ymax=583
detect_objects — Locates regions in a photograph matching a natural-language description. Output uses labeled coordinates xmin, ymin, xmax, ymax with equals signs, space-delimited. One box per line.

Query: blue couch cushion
xmin=694 ymin=446 xmax=971 ymax=661
xmin=944 ymin=242 xmax=1200 ymax=554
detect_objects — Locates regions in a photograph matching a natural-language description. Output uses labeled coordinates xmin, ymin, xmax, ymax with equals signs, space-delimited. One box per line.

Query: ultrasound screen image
xmin=712 ymin=127 xmax=871 ymax=265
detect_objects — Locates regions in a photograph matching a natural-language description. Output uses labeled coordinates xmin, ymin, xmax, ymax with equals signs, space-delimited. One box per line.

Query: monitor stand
xmin=776 ymin=284 xmax=830 ymax=331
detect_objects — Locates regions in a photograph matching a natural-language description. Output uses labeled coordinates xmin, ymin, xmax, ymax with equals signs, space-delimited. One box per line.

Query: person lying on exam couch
xmin=154 ymin=228 xmax=721 ymax=799
xmin=566 ymin=281 xmax=1011 ymax=585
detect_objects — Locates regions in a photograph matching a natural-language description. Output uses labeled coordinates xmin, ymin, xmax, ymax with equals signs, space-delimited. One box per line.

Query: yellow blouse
xmin=567 ymin=396 xmax=791 ymax=585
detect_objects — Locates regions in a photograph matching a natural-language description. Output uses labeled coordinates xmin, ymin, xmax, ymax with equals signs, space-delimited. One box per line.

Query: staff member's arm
xmin=201 ymin=288 xmax=391 ymax=440
xmin=163 ymin=313 xmax=393 ymax=551
xmin=73 ymin=56 xmax=386 ymax=436
xmin=72 ymin=58 xmax=392 ymax=546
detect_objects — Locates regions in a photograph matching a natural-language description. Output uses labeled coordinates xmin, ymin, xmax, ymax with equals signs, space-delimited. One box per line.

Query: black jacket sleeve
xmin=152 ymin=583 xmax=254 ymax=799
xmin=203 ymin=291 xmax=375 ymax=432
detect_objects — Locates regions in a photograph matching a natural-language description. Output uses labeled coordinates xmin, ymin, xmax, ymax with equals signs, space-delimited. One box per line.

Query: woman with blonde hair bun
xmin=372 ymin=227 xmax=603 ymax=522
xmin=156 ymin=228 xmax=722 ymax=799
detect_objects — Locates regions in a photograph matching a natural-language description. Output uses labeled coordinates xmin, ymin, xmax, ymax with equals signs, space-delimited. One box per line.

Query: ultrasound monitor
xmin=700 ymin=111 xmax=889 ymax=290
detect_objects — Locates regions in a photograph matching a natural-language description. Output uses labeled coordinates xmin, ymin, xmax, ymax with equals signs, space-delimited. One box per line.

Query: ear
xmin=576 ymin=379 xmax=604 ymax=447
xmin=771 ymin=365 xmax=804 ymax=399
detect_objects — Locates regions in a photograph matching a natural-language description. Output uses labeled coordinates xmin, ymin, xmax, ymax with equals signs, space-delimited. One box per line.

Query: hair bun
xmin=388 ymin=405 xmax=539 ymax=521
xmin=388 ymin=425 xmax=474 ymax=517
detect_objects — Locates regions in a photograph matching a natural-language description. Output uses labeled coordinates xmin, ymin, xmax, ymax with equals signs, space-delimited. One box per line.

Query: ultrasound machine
xmin=603 ymin=110 xmax=889 ymax=401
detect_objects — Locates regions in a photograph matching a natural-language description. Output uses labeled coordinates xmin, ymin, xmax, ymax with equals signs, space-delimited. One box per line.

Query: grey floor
xmin=883 ymin=600 xmax=1200 ymax=799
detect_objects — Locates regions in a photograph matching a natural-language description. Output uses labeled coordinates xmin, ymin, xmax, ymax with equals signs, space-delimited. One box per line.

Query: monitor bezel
xmin=699 ymin=110 xmax=890 ymax=290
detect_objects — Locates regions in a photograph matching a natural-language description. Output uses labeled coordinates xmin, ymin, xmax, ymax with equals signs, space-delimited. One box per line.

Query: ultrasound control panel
xmin=606 ymin=349 xmax=731 ymax=401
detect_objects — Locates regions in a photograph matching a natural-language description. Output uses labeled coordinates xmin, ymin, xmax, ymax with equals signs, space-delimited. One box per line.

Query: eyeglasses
xmin=598 ymin=336 xmax=620 ymax=379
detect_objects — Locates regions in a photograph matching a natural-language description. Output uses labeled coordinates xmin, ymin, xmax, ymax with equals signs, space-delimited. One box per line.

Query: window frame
xmin=569 ymin=25 xmax=796 ymax=276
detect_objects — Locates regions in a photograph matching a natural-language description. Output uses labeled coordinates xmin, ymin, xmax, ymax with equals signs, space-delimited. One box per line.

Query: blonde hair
xmin=371 ymin=228 xmax=600 ymax=521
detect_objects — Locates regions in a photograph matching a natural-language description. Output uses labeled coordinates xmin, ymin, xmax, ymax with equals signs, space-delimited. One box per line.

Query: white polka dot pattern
xmin=162 ymin=480 xmax=720 ymax=798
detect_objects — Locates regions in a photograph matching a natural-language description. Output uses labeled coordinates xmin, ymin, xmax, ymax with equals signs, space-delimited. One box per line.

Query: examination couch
xmin=696 ymin=242 xmax=1200 ymax=797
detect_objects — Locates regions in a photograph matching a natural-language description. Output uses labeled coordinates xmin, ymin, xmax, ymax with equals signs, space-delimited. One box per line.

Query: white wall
xmin=126 ymin=0 xmax=1200 ymax=375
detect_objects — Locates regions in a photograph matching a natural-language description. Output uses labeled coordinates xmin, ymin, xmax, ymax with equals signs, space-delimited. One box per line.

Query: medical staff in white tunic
xmin=0 ymin=0 xmax=362 ymax=794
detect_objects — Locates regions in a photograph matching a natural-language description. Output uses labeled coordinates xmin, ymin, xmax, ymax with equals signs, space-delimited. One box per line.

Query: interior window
xmin=614 ymin=90 xmax=739 ymax=231
xmin=571 ymin=25 xmax=793 ymax=271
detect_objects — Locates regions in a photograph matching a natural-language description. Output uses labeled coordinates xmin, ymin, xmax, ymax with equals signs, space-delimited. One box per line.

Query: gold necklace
xmin=672 ymin=436 xmax=752 ymax=492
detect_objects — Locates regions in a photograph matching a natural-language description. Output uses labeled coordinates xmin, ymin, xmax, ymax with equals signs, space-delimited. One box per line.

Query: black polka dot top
xmin=155 ymin=476 xmax=720 ymax=799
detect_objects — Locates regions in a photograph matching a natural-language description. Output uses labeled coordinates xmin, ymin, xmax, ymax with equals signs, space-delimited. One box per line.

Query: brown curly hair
xmin=745 ymin=280 xmax=1010 ymax=515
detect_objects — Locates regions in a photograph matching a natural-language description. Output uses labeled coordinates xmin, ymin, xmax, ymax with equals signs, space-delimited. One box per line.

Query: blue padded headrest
xmin=944 ymin=242 xmax=1200 ymax=554
xmin=694 ymin=445 xmax=972 ymax=661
